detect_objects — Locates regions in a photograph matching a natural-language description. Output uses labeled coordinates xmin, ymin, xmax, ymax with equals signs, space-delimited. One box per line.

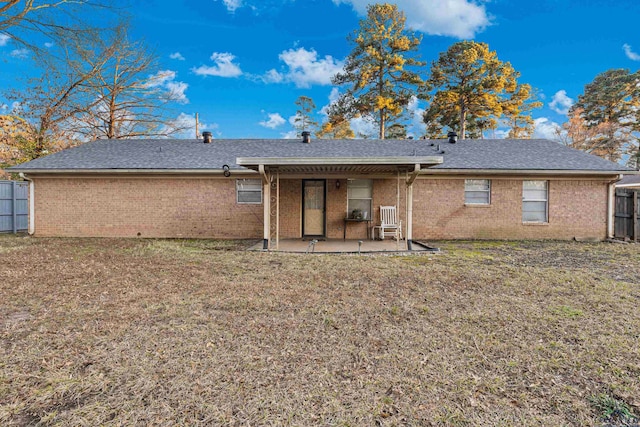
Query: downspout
xmin=607 ymin=174 xmax=623 ymax=239
xmin=19 ymin=173 xmax=35 ymax=235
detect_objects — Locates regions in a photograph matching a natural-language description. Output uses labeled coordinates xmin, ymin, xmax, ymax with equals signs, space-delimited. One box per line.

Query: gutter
xmin=421 ymin=169 xmax=630 ymax=176
xmin=18 ymin=173 xmax=35 ymax=235
xmin=607 ymin=174 xmax=624 ymax=239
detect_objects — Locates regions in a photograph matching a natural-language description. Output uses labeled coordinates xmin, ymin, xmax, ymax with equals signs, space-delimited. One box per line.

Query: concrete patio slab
xmin=247 ymin=239 xmax=438 ymax=253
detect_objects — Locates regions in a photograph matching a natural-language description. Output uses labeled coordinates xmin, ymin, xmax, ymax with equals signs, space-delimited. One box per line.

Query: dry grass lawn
xmin=1 ymin=236 xmax=639 ymax=426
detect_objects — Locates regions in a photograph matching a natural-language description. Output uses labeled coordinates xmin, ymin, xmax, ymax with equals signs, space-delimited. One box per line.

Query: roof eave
xmin=236 ymin=156 xmax=444 ymax=168
xmin=11 ymin=168 xmax=258 ymax=175
xmin=424 ymin=169 xmax=627 ymax=176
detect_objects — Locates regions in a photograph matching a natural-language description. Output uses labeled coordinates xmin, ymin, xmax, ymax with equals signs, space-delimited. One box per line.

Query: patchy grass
xmin=1 ymin=237 xmax=639 ymax=426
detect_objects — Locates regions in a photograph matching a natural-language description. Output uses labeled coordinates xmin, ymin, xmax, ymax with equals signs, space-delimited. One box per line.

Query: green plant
xmin=589 ymin=393 xmax=638 ymax=425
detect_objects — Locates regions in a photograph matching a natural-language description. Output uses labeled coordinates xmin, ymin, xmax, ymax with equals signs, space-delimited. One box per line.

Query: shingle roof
xmin=7 ymin=138 xmax=631 ymax=173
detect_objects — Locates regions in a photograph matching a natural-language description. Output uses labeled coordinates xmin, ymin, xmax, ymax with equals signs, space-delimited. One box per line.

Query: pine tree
xmin=569 ymin=69 xmax=640 ymax=162
xmin=423 ymin=41 xmax=539 ymax=139
xmin=331 ymin=3 xmax=425 ymax=139
xmin=292 ymin=96 xmax=318 ymax=137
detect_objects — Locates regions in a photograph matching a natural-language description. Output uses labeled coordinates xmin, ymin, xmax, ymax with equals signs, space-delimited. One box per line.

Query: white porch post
xmin=276 ymin=170 xmax=280 ymax=250
xmin=259 ymin=165 xmax=270 ymax=250
xmin=407 ymin=182 xmax=413 ymax=250
xmin=406 ymin=164 xmax=421 ymax=251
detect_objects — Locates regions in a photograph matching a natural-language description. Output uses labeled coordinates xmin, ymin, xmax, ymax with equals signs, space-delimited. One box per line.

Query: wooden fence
xmin=614 ymin=188 xmax=639 ymax=242
xmin=0 ymin=180 xmax=28 ymax=233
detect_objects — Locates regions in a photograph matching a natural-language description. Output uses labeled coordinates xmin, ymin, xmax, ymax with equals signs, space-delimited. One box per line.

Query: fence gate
xmin=614 ymin=188 xmax=639 ymax=242
xmin=0 ymin=181 xmax=28 ymax=233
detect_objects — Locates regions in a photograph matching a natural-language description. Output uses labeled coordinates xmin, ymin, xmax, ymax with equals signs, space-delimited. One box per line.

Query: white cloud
xmin=166 ymin=81 xmax=189 ymax=104
xmin=146 ymin=70 xmax=189 ymax=104
xmin=406 ymin=95 xmax=425 ymax=136
xmin=146 ymin=70 xmax=177 ymax=87
xmin=333 ymin=0 xmax=490 ymax=39
xmin=220 ymin=0 xmax=242 ymax=12
xmin=349 ymin=116 xmax=377 ymax=138
xmin=533 ymin=117 xmax=561 ymax=140
xmin=163 ymin=112 xmax=219 ymax=138
xmin=0 ymin=34 xmax=9 ymax=46
xmin=192 ymin=52 xmax=243 ymax=77
xmin=319 ymin=87 xmax=341 ymax=117
xmin=259 ymin=112 xmax=286 ymax=129
xmin=623 ymin=43 xmax=640 ymax=61
xmin=288 ymin=114 xmax=300 ymax=126
xmin=262 ymin=69 xmax=284 ymax=83
xmin=262 ymin=47 xmax=343 ymax=88
xmin=169 ymin=52 xmax=185 ymax=61
xmin=10 ymin=48 xmax=29 ymax=59
xmin=44 ymin=42 xmax=54 ymax=48
xmin=549 ymin=90 xmax=574 ymax=115
xmin=281 ymin=130 xmax=298 ymax=139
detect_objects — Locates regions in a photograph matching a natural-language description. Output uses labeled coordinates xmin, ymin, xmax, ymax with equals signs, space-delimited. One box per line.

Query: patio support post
xmin=259 ymin=165 xmax=270 ymax=250
xmin=276 ymin=170 xmax=280 ymax=250
xmin=406 ymin=164 xmax=421 ymax=251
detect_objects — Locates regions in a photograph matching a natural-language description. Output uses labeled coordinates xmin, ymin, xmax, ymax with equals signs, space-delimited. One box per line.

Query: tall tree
xmin=423 ymin=41 xmax=539 ymax=139
xmin=0 ymin=114 xmax=35 ymax=173
xmin=292 ymin=96 xmax=318 ymax=137
xmin=503 ymin=84 xmax=542 ymax=138
xmin=330 ymin=3 xmax=425 ymax=139
xmin=6 ymin=30 xmax=116 ymax=158
xmin=385 ymin=123 xmax=407 ymax=139
xmin=0 ymin=0 xmax=117 ymax=49
xmin=6 ymin=21 xmax=186 ymax=163
xmin=72 ymin=25 xmax=187 ymax=140
xmin=0 ymin=1 xmax=119 ymax=61
xmin=568 ymin=68 xmax=640 ymax=163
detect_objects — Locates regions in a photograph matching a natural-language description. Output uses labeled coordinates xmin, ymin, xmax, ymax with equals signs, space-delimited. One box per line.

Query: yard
xmin=1 ymin=237 xmax=639 ymax=426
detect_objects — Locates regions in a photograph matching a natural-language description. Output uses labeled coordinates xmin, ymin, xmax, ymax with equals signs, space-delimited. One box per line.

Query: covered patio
xmin=236 ymin=154 xmax=443 ymax=251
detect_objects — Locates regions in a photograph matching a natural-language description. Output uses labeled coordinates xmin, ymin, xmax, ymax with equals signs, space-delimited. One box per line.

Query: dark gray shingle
xmin=7 ymin=138 xmax=630 ymax=172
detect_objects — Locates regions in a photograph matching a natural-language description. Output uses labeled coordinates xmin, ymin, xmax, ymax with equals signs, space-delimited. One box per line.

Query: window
xmin=236 ymin=179 xmax=262 ymax=204
xmin=465 ymin=179 xmax=491 ymax=205
xmin=522 ymin=180 xmax=548 ymax=222
xmin=347 ymin=179 xmax=372 ymax=219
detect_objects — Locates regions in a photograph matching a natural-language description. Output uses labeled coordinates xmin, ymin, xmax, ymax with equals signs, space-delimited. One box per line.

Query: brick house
xmin=7 ymin=133 xmax=631 ymax=248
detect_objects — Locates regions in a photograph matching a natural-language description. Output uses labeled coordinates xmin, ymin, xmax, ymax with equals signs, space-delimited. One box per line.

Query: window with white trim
xmin=465 ymin=179 xmax=491 ymax=205
xmin=347 ymin=179 xmax=372 ymax=219
xmin=236 ymin=179 xmax=262 ymax=204
xmin=522 ymin=180 xmax=548 ymax=222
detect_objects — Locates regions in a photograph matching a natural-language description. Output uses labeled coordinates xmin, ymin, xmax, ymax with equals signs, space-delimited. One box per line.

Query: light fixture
xmin=336 ymin=180 xmax=341 ymax=189
xmin=222 ymin=165 xmax=231 ymax=177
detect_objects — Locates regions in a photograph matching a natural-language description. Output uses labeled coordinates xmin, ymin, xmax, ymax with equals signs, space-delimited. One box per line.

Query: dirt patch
xmin=1 ymin=237 xmax=639 ymax=426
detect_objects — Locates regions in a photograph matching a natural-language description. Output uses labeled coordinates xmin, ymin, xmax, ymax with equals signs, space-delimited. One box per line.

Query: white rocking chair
xmin=377 ymin=205 xmax=403 ymax=240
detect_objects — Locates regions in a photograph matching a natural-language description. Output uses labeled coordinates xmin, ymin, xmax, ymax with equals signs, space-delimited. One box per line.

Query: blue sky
xmin=1 ymin=0 xmax=640 ymax=140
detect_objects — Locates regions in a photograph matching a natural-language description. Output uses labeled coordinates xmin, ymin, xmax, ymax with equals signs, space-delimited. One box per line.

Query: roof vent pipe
xmin=302 ymin=131 xmax=311 ymax=144
xmin=447 ymin=131 xmax=458 ymax=144
xmin=203 ymin=131 xmax=213 ymax=143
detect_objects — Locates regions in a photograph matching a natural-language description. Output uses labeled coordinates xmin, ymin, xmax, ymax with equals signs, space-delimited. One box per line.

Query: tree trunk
xmin=379 ymin=109 xmax=385 ymax=139
xmin=459 ymin=106 xmax=466 ymax=140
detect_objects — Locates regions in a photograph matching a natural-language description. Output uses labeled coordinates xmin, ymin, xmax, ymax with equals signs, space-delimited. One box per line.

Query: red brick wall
xmin=412 ymin=177 xmax=609 ymax=240
xmin=33 ymin=176 xmax=263 ymax=238
xmin=32 ymin=175 xmax=611 ymax=240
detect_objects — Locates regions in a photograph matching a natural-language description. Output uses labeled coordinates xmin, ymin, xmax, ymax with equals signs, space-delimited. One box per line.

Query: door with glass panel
xmin=303 ymin=180 xmax=326 ymax=237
